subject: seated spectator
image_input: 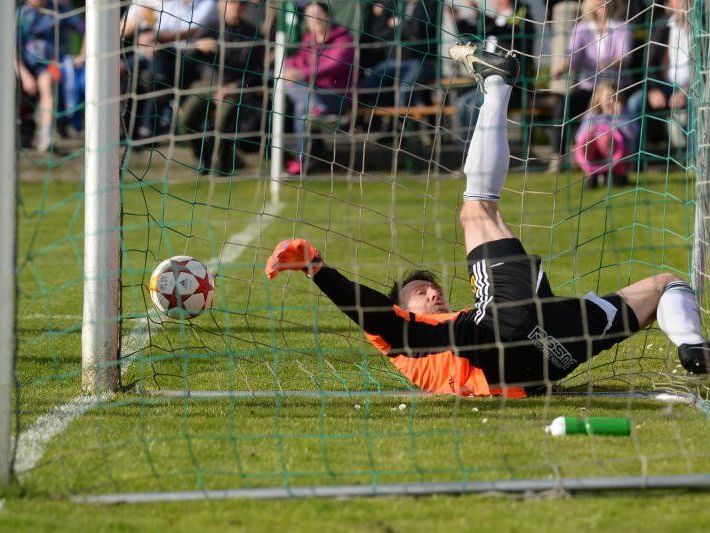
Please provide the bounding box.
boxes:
[132,0,218,137]
[358,0,438,108]
[574,81,638,188]
[16,0,85,152]
[626,0,690,151]
[549,0,631,171]
[283,2,354,176]
[121,1,163,139]
[453,0,533,142]
[178,0,265,175]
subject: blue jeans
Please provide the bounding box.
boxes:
[359,59,434,107]
[285,81,347,158]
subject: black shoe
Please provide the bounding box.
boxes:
[612,173,630,187]
[678,342,710,374]
[449,42,519,84]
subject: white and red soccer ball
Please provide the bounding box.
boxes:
[149,256,215,319]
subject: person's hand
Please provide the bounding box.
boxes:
[194,38,217,55]
[669,89,687,110]
[136,30,157,58]
[213,83,237,101]
[265,239,323,279]
[73,53,86,68]
[19,69,37,96]
[283,67,303,83]
[551,65,567,79]
[213,87,228,100]
[648,88,667,109]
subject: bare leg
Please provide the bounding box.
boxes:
[459,74,514,253]
[617,273,708,373]
[616,273,681,329]
[36,70,54,152]
[460,200,514,254]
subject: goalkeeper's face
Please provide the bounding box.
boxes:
[400,280,451,315]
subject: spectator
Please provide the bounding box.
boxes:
[121,1,161,40]
[360,1,398,71]
[121,1,163,139]
[283,2,354,176]
[178,0,265,175]
[16,0,85,152]
[134,0,218,137]
[626,0,690,151]
[454,0,533,142]
[358,0,439,108]
[549,0,632,171]
[574,81,638,187]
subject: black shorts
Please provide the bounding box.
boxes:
[466,238,640,389]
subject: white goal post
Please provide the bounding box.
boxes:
[81,0,121,393]
[0,0,17,486]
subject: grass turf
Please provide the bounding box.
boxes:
[6,150,710,528]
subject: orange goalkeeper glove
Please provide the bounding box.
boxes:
[265,239,323,279]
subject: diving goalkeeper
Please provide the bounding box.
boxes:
[265,45,709,398]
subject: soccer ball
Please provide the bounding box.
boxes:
[149,256,215,319]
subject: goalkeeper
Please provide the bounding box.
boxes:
[265,45,709,398]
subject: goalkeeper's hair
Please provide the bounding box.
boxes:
[389,270,442,304]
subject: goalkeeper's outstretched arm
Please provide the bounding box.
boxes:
[265,239,453,353]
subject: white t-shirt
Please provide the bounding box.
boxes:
[124,0,162,31]
[126,0,218,47]
[666,17,690,87]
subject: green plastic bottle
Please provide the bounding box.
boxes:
[545,416,631,436]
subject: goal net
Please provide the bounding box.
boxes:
[11,0,710,500]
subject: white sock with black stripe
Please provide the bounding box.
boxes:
[463,75,512,202]
[656,281,705,346]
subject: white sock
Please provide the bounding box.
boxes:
[37,123,52,152]
[463,75,513,202]
[657,281,705,346]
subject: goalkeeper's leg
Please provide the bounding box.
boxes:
[449,45,518,253]
[617,274,709,374]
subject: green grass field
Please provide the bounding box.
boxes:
[5,149,710,530]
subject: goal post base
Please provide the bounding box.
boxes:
[138,389,703,403]
[72,474,710,504]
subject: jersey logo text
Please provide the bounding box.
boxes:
[527,325,576,371]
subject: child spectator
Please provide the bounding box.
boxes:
[574,81,638,188]
[16,0,85,152]
[549,0,631,171]
[283,2,354,176]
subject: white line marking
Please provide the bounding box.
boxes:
[13,394,112,475]
[13,316,150,477]
[22,314,83,321]
[14,203,283,477]
[206,202,283,269]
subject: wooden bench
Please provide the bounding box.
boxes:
[355,103,551,122]
[358,104,457,121]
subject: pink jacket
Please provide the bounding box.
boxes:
[285,24,354,90]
